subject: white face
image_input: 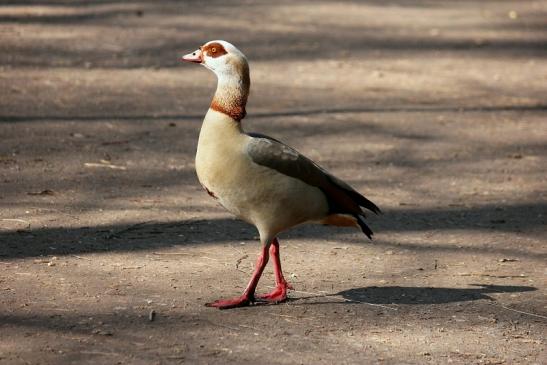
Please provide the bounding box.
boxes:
[182,40,246,76]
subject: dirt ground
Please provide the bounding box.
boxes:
[1,1,546,364]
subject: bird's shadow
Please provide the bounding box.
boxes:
[287,284,537,305]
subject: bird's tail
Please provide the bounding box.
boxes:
[356,214,374,240]
[349,190,382,215]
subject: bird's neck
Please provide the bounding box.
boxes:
[210,67,250,122]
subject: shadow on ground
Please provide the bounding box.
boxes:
[336,284,537,304]
[1,202,545,260]
[0,285,539,335]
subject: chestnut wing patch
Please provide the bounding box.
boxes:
[201,183,218,199]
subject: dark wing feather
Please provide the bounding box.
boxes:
[246,132,381,233]
[246,132,331,188]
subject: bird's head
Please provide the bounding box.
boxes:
[181,40,250,121]
[181,40,248,78]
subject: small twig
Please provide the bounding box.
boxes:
[71,255,91,261]
[235,254,249,269]
[238,324,260,331]
[355,301,399,311]
[153,252,192,256]
[152,252,218,263]
[275,286,398,311]
[492,303,547,320]
[269,313,313,322]
[106,221,154,239]
[154,259,211,267]
[27,189,55,196]
[457,273,528,278]
[79,351,120,356]
[1,218,31,229]
[274,314,298,319]
[204,320,240,331]
[271,287,329,296]
[84,162,127,170]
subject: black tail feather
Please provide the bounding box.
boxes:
[349,191,381,215]
[324,174,381,215]
[356,215,374,240]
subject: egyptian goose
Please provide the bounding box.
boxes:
[181,40,380,309]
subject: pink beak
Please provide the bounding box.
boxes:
[181,49,202,64]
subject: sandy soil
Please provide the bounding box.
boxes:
[1,1,546,364]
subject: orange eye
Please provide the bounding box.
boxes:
[211,47,217,53]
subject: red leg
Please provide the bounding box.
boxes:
[205,244,270,309]
[257,238,293,302]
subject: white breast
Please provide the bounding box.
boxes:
[195,109,329,236]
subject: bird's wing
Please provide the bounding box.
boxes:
[245,132,381,217]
